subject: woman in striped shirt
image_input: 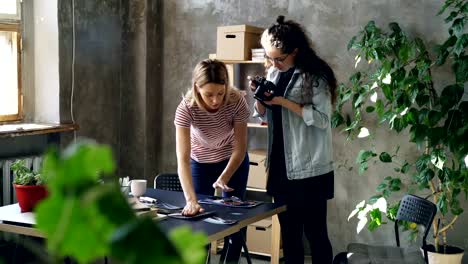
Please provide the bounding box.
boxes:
[174,59,250,262]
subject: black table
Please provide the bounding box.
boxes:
[0,189,286,263]
[145,189,286,243]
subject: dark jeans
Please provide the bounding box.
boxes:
[274,173,334,264]
[191,153,249,264]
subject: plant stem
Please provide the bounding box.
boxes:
[439,215,458,234]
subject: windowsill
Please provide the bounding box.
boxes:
[0,123,78,138]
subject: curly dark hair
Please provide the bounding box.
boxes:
[265,15,337,104]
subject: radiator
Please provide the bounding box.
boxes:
[0,156,42,206]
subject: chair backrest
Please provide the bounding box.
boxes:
[396,194,436,228]
[394,194,437,264]
[154,173,182,192]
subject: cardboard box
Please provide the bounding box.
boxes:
[247,150,267,189]
[247,218,272,254]
[216,25,264,61]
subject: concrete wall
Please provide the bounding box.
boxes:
[56,0,468,261]
[58,0,163,181]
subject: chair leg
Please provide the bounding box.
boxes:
[206,243,211,264]
[240,232,252,264]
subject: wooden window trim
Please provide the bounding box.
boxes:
[0,22,22,122]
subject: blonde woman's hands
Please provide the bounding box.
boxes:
[181,200,205,216]
[247,76,257,92]
[212,177,234,192]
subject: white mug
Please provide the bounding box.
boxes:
[130,179,147,198]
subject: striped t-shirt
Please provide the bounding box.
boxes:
[174,95,250,163]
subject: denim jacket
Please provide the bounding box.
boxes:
[254,67,334,180]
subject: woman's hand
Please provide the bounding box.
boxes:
[247,76,257,92]
[181,200,205,216]
[264,95,284,106]
[212,177,234,192]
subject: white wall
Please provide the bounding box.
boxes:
[33,0,59,123]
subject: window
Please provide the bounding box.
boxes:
[0,0,21,122]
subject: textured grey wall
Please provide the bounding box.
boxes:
[58,0,163,182]
[57,0,467,261]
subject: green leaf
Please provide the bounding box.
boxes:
[453,34,468,55]
[379,152,393,162]
[415,154,431,172]
[437,192,448,215]
[366,106,376,113]
[357,150,377,163]
[427,110,443,127]
[392,117,407,132]
[421,168,435,183]
[401,162,410,174]
[440,84,464,111]
[409,124,427,145]
[452,18,465,36]
[359,162,368,175]
[331,112,345,128]
[354,94,366,108]
[444,11,459,23]
[381,84,394,101]
[383,189,391,198]
[348,36,358,50]
[390,178,402,191]
[453,56,468,83]
[387,203,399,221]
[376,99,385,117]
[381,59,393,75]
[350,72,362,85]
[36,195,114,263]
[369,195,383,204]
[368,208,383,231]
[415,93,430,107]
[111,218,182,264]
[169,227,208,264]
[405,108,418,124]
[414,37,427,53]
[438,1,450,15]
[398,43,410,62]
[377,183,387,192]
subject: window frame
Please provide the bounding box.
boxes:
[0,22,22,122]
[0,0,21,21]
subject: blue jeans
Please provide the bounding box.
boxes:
[191,153,249,263]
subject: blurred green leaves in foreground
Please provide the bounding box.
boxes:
[35,139,207,264]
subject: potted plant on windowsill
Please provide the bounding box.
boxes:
[333,0,467,263]
[12,159,48,213]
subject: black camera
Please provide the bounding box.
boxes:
[251,76,277,102]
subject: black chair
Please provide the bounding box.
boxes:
[334,194,437,264]
[153,173,182,192]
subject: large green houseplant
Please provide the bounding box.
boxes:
[32,140,207,264]
[333,0,467,259]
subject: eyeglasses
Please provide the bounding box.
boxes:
[264,53,290,63]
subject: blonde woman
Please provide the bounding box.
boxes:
[174,59,250,263]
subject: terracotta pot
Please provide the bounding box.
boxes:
[13,184,48,213]
[421,244,465,264]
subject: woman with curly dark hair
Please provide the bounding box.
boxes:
[252,15,337,264]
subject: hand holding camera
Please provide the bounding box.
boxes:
[248,76,278,108]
